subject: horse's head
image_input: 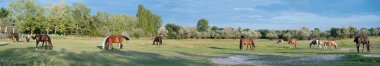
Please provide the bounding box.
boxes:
[32,35,36,40]
[123,36,130,40]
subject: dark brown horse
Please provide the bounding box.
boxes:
[288,38,297,48]
[239,36,255,51]
[103,35,130,50]
[8,33,19,42]
[152,35,163,45]
[354,35,370,53]
[32,34,53,50]
[25,34,31,42]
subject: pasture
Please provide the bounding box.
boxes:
[0,37,379,66]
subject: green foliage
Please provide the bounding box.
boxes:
[136,4,162,36]
[165,23,181,39]
[196,18,209,32]
[0,8,9,18]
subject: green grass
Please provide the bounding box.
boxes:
[0,37,379,66]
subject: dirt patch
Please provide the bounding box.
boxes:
[211,55,343,65]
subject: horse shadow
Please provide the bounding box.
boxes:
[0,47,204,65]
[208,47,236,50]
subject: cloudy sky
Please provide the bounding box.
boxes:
[1,0,379,30]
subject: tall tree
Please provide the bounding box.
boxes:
[136,4,162,36]
[71,3,91,35]
[196,18,209,32]
[9,0,43,34]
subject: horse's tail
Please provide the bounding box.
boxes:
[102,36,109,49]
[123,36,130,40]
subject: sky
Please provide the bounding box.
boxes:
[1,0,379,31]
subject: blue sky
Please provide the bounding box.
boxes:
[1,0,379,31]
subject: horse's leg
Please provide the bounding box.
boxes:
[362,44,365,53]
[366,44,370,52]
[250,44,254,51]
[309,43,312,48]
[239,41,243,51]
[160,40,162,45]
[35,41,39,50]
[356,43,360,53]
[152,41,155,45]
[119,43,123,49]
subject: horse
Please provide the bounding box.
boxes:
[103,35,130,50]
[288,38,297,48]
[239,36,255,51]
[25,34,31,42]
[8,33,19,42]
[324,41,337,49]
[310,40,323,48]
[32,34,53,50]
[354,36,370,53]
[277,39,284,44]
[152,35,163,45]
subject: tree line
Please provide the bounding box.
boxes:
[1,0,378,40]
[0,0,161,38]
[163,18,380,40]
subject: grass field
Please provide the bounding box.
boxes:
[0,37,379,66]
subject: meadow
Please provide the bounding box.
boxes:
[0,37,379,66]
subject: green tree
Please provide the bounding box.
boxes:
[9,0,43,34]
[136,4,162,36]
[71,3,92,35]
[165,23,181,39]
[196,18,209,32]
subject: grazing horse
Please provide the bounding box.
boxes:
[354,36,370,53]
[32,34,53,50]
[103,35,130,50]
[25,34,31,42]
[277,39,284,44]
[310,40,323,48]
[8,33,19,42]
[324,41,337,49]
[152,35,163,45]
[288,38,297,48]
[239,36,255,51]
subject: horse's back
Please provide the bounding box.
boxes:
[241,39,253,45]
[288,38,296,44]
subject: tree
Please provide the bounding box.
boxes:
[297,27,310,40]
[196,18,209,32]
[136,4,162,36]
[165,23,181,39]
[266,30,278,40]
[360,28,369,36]
[71,3,92,35]
[9,0,43,34]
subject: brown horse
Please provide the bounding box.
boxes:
[324,41,337,49]
[8,33,19,42]
[239,36,255,51]
[310,40,323,48]
[103,35,130,50]
[288,38,297,48]
[152,35,163,45]
[354,35,370,53]
[32,34,53,50]
[25,34,31,42]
